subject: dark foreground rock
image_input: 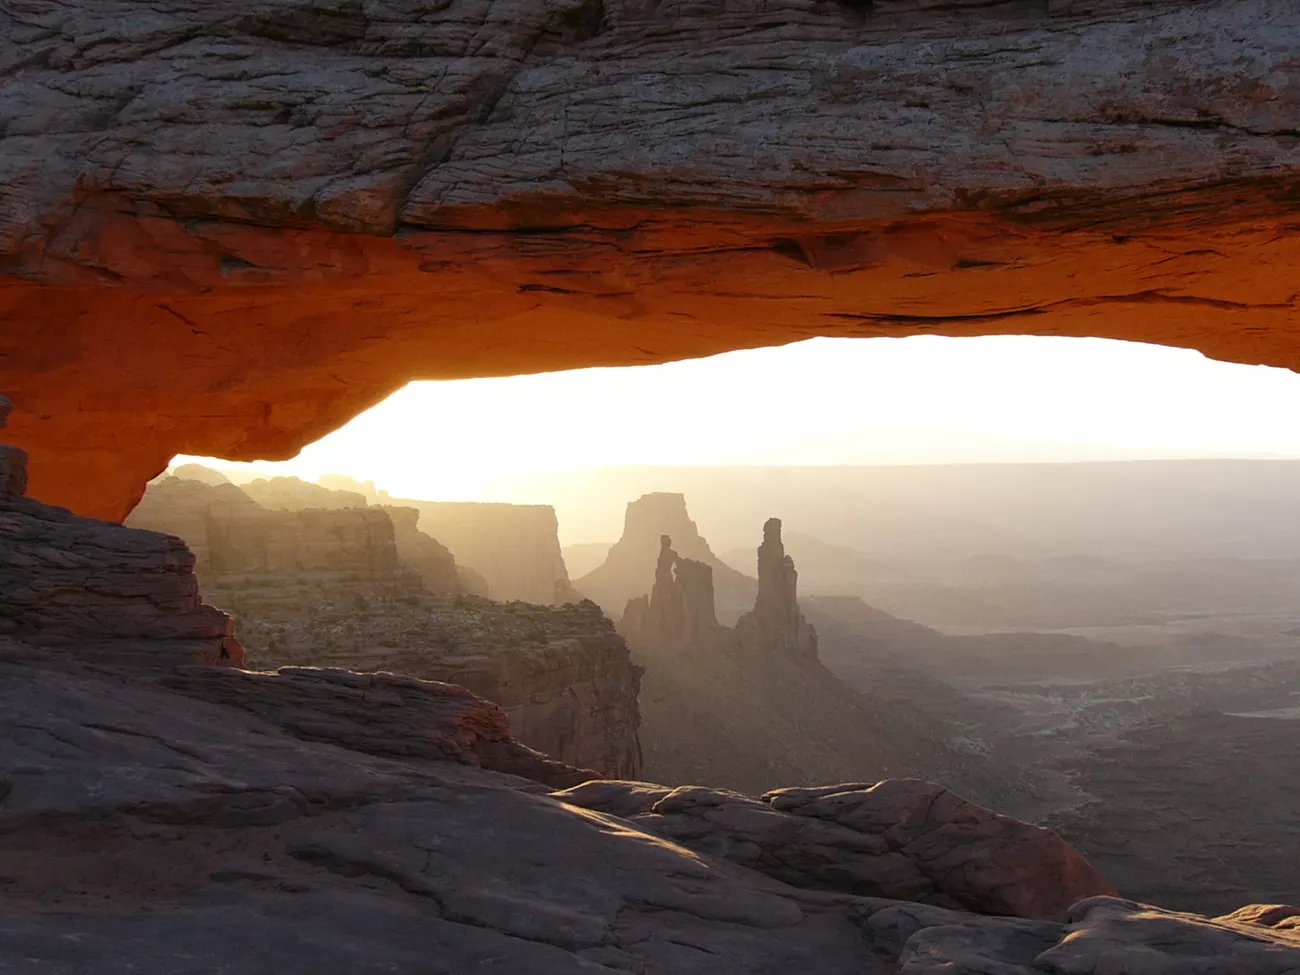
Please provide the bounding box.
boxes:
[3,416,1298,972]
[5,636,1300,975]
[555,778,1115,922]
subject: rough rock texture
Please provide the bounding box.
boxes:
[555,778,1117,922]
[578,493,757,624]
[5,632,1298,975]
[0,466,244,671]
[621,535,722,654]
[161,664,599,789]
[0,394,29,498]
[734,517,819,662]
[405,500,581,605]
[5,0,1300,520]
[127,476,404,579]
[224,590,644,780]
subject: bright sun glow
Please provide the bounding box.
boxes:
[176,335,1300,504]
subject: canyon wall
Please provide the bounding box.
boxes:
[4,1,1300,519]
[127,476,405,581]
[406,501,580,606]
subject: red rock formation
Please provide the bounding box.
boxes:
[578,493,756,623]
[6,1,1299,520]
[734,517,819,662]
[0,402,244,670]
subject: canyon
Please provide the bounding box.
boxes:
[613,501,1029,810]
[123,466,643,778]
[5,396,1300,973]
[4,0,1300,969]
[5,1,1300,518]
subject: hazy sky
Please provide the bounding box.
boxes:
[177,335,1300,502]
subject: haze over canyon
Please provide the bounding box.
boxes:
[4,1,1300,973]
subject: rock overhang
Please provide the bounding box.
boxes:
[3,0,1300,519]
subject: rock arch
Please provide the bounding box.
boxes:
[2,0,1298,518]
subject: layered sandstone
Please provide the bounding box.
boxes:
[227,590,644,780]
[6,1,1300,520]
[127,476,404,580]
[175,472,467,593]
[577,493,757,623]
[405,500,580,605]
[0,405,244,670]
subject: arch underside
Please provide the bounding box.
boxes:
[2,0,1298,519]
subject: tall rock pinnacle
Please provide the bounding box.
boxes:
[735,518,818,662]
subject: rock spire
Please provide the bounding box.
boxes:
[734,518,818,662]
[620,535,721,654]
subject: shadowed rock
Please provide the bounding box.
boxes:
[0,394,28,498]
[555,777,1117,922]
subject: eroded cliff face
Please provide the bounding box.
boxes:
[0,399,244,670]
[407,500,580,605]
[235,592,644,779]
[127,476,405,580]
[4,0,1300,519]
[124,470,639,775]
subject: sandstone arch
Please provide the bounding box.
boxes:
[2,0,1299,519]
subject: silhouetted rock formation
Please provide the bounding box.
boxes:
[402,500,580,605]
[734,517,818,662]
[577,493,756,623]
[619,516,1030,806]
[621,535,721,655]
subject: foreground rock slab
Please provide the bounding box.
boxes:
[3,642,1299,974]
[555,778,1116,922]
